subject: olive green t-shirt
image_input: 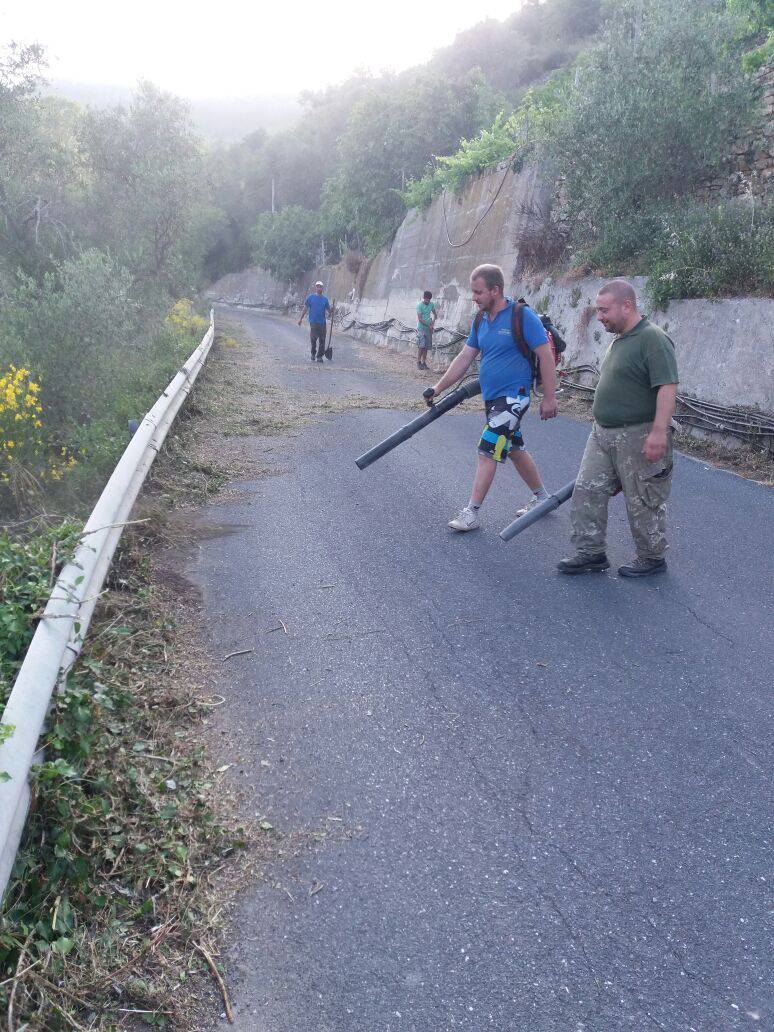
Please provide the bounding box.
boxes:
[592,318,679,428]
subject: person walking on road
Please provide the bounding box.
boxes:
[299,281,331,362]
[425,264,558,532]
[558,279,679,579]
[416,290,437,370]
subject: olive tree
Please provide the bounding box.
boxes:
[546,0,756,266]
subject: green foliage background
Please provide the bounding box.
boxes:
[401,0,771,304]
[0,52,215,514]
[545,0,756,267]
[7,0,765,323]
[214,0,608,273]
[0,0,770,507]
[0,3,771,1022]
[225,0,771,307]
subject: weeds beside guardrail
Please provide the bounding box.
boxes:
[0,312,215,899]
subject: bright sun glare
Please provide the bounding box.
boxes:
[1,0,523,97]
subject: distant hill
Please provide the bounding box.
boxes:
[188,95,301,141]
[47,80,301,142]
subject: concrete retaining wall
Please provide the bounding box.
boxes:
[520,274,774,415]
[206,266,291,308]
[352,162,550,331]
[207,160,773,418]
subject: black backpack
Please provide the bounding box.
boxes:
[473,298,566,390]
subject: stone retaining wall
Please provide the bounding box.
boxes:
[703,63,773,198]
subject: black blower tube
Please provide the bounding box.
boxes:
[499,479,576,541]
[355,379,482,470]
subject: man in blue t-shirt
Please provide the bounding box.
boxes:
[299,281,331,362]
[424,263,558,532]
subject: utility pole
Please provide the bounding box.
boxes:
[271,177,276,214]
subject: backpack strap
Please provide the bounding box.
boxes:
[473,309,484,343]
[474,302,531,361]
[511,301,530,361]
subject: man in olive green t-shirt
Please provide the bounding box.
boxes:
[558,279,679,579]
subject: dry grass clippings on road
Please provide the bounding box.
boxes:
[0,328,291,1031]
[0,526,265,1030]
[222,314,774,485]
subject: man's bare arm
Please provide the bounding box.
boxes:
[644,383,678,461]
[428,345,478,398]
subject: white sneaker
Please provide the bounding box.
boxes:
[448,506,480,531]
[515,494,546,517]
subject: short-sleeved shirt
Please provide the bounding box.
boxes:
[593,317,679,428]
[417,300,437,330]
[305,293,330,325]
[466,299,548,401]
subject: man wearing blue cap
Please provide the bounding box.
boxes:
[299,281,331,362]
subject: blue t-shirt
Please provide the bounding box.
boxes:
[466,299,548,401]
[305,293,331,324]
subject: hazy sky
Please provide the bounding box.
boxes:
[2,0,521,98]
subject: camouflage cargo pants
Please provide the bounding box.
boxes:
[570,421,674,560]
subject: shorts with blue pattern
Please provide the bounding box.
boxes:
[477,394,530,462]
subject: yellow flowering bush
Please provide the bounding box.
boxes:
[0,365,43,482]
[165,299,208,339]
[0,365,76,488]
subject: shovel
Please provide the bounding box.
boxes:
[325,300,336,360]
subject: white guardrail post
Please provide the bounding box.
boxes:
[0,311,216,899]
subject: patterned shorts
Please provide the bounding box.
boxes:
[478,394,530,462]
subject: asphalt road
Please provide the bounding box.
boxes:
[194,308,772,1032]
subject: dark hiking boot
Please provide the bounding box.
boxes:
[557,553,610,575]
[618,557,667,578]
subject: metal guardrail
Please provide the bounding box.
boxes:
[0,311,216,899]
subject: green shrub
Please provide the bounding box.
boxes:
[646,200,774,307]
[401,78,566,210]
[0,250,137,428]
[582,210,664,271]
[252,205,323,283]
[0,524,80,694]
[0,253,205,515]
[401,110,522,208]
[547,0,756,265]
[0,523,77,784]
[742,32,774,70]
[728,0,774,71]
[401,170,445,212]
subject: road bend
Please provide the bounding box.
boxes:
[193,306,772,1032]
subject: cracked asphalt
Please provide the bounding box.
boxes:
[194,308,772,1032]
